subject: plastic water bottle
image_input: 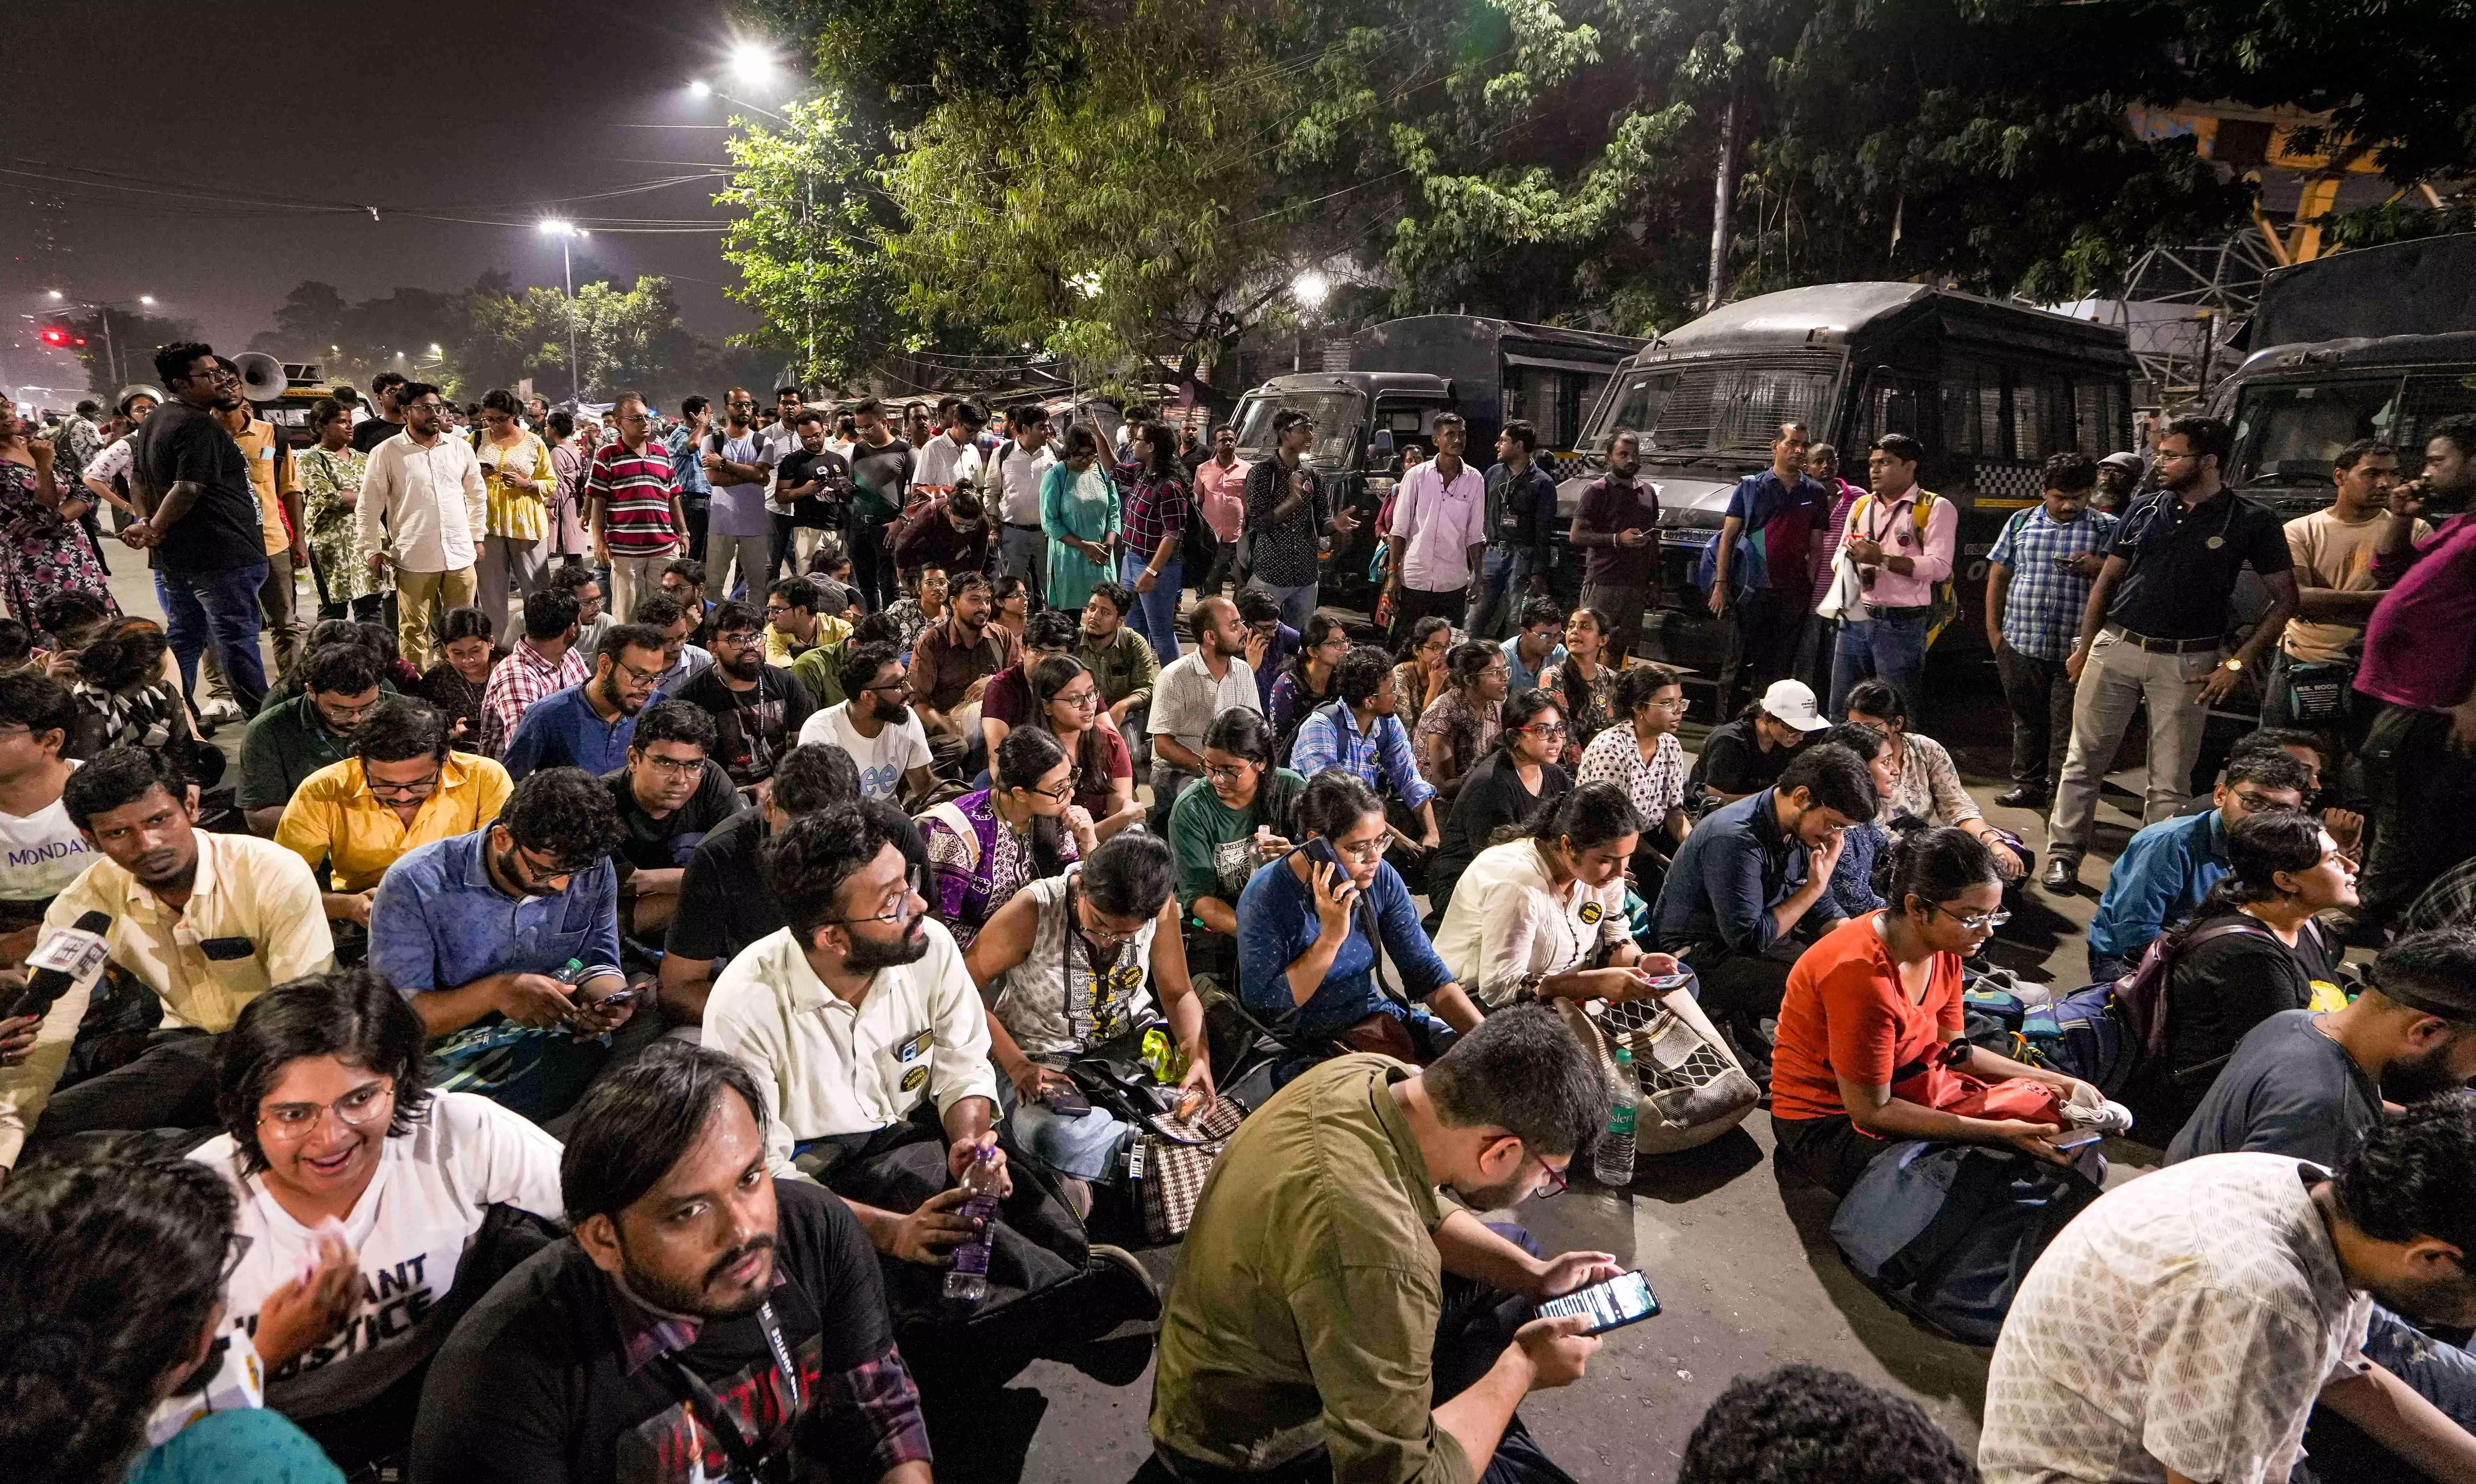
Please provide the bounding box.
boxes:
[1593,1045,1637,1188]
[942,1147,1004,1305]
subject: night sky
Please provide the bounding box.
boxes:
[4,0,781,400]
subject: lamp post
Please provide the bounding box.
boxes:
[692,46,816,382]
[1291,270,1329,373]
[537,220,588,404]
[41,290,155,392]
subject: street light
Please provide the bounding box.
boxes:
[688,79,712,98]
[44,290,61,301]
[730,41,774,85]
[538,219,586,403]
[1291,270,1330,311]
[138,295,155,307]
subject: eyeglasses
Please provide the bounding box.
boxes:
[1055,689,1099,711]
[613,655,664,685]
[827,883,925,928]
[1641,695,1688,712]
[1203,762,1257,782]
[1534,1158,1570,1199]
[258,1080,394,1143]
[636,752,705,777]
[1928,903,2012,932]
[1523,722,1568,739]
[712,631,761,648]
[365,769,442,800]
[1327,836,1386,863]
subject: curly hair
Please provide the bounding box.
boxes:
[2332,1089,2476,1280]
[215,968,434,1175]
[631,697,716,756]
[766,805,897,943]
[497,766,624,869]
[771,743,861,818]
[1333,644,1394,707]
[1676,1363,1977,1484]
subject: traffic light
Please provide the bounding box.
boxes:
[36,327,85,347]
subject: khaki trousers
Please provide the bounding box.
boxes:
[395,566,477,671]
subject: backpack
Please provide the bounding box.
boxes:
[1830,1141,2104,1345]
[1850,489,1959,643]
[1692,531,1766,608]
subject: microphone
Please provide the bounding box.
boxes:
[1,912,113,1023]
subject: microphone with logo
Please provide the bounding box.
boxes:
[1,912,114,1024]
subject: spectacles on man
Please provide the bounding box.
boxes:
[258,1080,394,1144]
[635,752,705,778]
[366,769,443,801]
[1534,1157,1570,1199]
[827,879,925,928]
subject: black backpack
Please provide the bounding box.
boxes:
[1830,1141,2103,1345]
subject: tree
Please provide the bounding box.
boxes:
[716,96,900,388]
[47,306,203,400]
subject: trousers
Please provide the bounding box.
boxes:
[1996,642,2076,794]
[1722,588,1811,713]
[704,528,774,604]
[2045,626,2218,860]
[393,566,477,672]
[1120,550,1186,667]
[2357,704,2476,931]
[1579,580,1650,664]
[161,560,270,715]
[1826,609,1928,721]
[475,533,551,637]
[1000,523,1049,609]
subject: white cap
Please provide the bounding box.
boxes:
[1760,679,1829,732]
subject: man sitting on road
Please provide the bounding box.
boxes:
[979,608,1083,765]
[1147,1006,1616,1484]
[239,642,387,835]
[797,642,935,806]
[1290,644,1444,863]
[2083,745,2313,982]
[906,570,1017,779]
[500,623,669,783]
[604,700,742,942]
[674,601,815,790]
[1148,596,1263,832]
[477,589,586,760]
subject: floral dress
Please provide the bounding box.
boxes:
[1413,686,1501,791]
[0,458,116,624]
[298,444,387,602]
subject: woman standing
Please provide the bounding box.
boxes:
[1167,709,1301,986]
[542,411,593,565]
[0,395,114,624]
[1039,425,1119,614]
[1027,654,1141,840]
[921,728,1097,950]
[472,389,557,636]
[1114,422,1190,665]
[1433,781,1679,1009]
[1266,614,1349,765]
[1390,616,1453,729]
[1429,690,1571,912]
[1539,607,1622,764]
[1413,640,1508,800]
[298,398,384,623]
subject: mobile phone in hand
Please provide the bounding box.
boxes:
[1303,837,1343,873]
[1537,1270,1661,1335]
[1038,1083,1092,1117]
[2053,1128,2105,1151]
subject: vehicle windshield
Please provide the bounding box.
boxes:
[2230,378,2405,488]
[1588,358,1840,459]
[1232,391,1366,468]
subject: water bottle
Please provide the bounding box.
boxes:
[1593,1045,1637,1188]
[942,1147,1004,1305]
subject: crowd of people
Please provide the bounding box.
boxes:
[1,345,2475,1484]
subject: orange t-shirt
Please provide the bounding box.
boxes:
[1769,914,1965,1123]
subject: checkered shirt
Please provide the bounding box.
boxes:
[1986,505,2120,660]
[1289,701,1435,812]
[1119,464,1191,562]
[478,639,590,758]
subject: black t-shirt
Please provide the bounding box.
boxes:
[674,666,816,786]
[848,437,914,521]
[778,445,854,530]
[1431,752,1570,908]
[137,401,267,578]
[603,760,744,873]
[351,416,404,455]
[2105,488,2294,642]
[409,1180,914,1484]
[2164,1009,2380,1168]
[1689,718,1799,797]
[2148,912,2340,1131]
[665,803,930,967]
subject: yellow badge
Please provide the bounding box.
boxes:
[900,1065,928,1093]
[1578,901,1604,925]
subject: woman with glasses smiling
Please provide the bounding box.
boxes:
[1770,828,2106,1200]
[1576,662,1692,859]
[193,970,563,1468]
[921,728,1095,951]
[1025,654,1140,841]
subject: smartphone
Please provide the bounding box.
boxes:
[1537,1270,1661,1335]
[588,988,636,1009]
[1038,1083,1093,1117]
[1642,972,1693,993]
[1302,837,1343,873]
[2053,1129,2106,1151]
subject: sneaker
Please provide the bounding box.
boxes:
[2060,1098,2136,1137]
[1993,787,2049,810]
[2041,856,2079,893]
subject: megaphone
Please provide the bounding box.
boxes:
[234,352,289,405]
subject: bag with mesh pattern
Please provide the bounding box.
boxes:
[1558,988,1762,1155]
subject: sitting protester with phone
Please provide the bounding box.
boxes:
[1146,1006,1623,1484]
[1237,771,1483,1068]
[1770,827,2120,1199]
[1166,709,1302,990]
[963,832,1215,1207]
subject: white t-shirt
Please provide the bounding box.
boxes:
[0,760,92,904]
[1431,838,1630,1008]
[915,432,973,489]
[799,701,932,800]
[193,1090,565,1416]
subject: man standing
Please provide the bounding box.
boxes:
[1569,429,1661,663]
[1150,1007,1614,1484]
[2273,439,2414,741]
[1192,425,1250,597]
[914,398,984,494]
[476,588,587,759]
[660,393,713,566]
[1465,420,1558,641]
[696,388,775,602]
[846,398,916,613]
[1384,411,1486,646]
[993,406,1058,607]
[1984,452,2117,811]
[126,343,274,716]
[586,393,688,621]
[215,374,310,682]
[356,382,484,672]
[1826,433,1954,721]
[500,624,670,781]
[908,571,1017,773]
[674,601,816,789]
[1244,410,1357,630]
[1710,423,1830,712]
[1148,597,1263,830]
[348,371,407,455]
[2352,416,2476,936]
[2042,416,2299,892]
[798,642,935,805]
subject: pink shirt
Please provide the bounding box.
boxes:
[1843,488,1957,610]
[1387,457,1488,591]
[1192,456,1252,542]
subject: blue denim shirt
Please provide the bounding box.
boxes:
[1501,635,1568,696]
[368,828,621,996]
[1651,787,1811,955]
[2088,808,2230,959]
[664,424,712,499]
[500,683,658,781]
[1237,853,1453,1039]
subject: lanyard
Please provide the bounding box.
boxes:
[659,1299,802,1484]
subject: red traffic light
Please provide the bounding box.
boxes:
[39,328,65,345]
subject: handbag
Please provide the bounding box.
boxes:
[1814,545,1868,622]
[1561,987,1761,1156]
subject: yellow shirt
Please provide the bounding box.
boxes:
[233,417,299,557]
[479,430,556,542]
[1,831,336,1167]
[275,752,516,894]
[764,614,853,668]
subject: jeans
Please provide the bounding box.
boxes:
[1828,608,1929,721]
[2045,626,2218,861]
[2301,1306,2476,1484]
[1463,547,1536,640]
[161,560,270,714]
[1254,579,1318,631]
[999,523,1048,609]
[998,1078,1136,1182]
[1996,641,2076,795]
[1389,583,1471,650]
[851,512,900,611]
[1120,550,1185,667]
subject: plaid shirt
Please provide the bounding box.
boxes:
[2404,856,2476,938]
[1118,462,1191,564]
[1290,699,1435,811]
[586,438,682,555]
[478,638,589,758]
[1987,505,2120,661]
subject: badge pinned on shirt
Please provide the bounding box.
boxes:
[2205,535,2225,549]
[893,1029,932,1064]
[1577,901,1604,925]
[900,1065,928,1093]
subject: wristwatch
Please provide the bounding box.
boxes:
[2220,657,2244,672]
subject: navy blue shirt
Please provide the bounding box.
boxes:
[368,828,622,996]
[2105,487,2292,642]
[1483,462,1560,564]
[500,683,658,782]
[1237,854,1455,1040]
[1651,787,1819,955]
[1723,470,1831,595]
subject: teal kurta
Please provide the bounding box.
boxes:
[1040,460,1120,611]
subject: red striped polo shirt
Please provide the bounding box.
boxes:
[585,439,681,555]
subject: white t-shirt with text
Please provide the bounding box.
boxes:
[0,759,91,904]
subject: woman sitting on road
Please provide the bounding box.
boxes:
[1237,771,1482,1068]
[1575,663,1692,864]
[1266,613,1349,765]
[1812,720,1899,922]
[1770,827,2109,1199]
[1687,680,1824,805]
[1390,615,1454,730]
[1538,606,1622,764]
[1428,688,1570,913]
[921,728,1096,951]
[1433,780,1684,1010]
[1025,654,1141,841]
[1167,708,1302,988]
[1842,679,2024,879]
[1413,639,1507,802]
[963,832,1215,1207]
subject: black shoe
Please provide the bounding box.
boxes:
[2041,856,2079,893]
[1994,787,2048,810]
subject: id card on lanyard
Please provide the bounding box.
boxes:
[662,1299,804,1484]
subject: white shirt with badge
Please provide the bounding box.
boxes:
[1430,838,1631,1009]
[0,758,92,905]
[704,916,1002,1179]
[190,1090,565,1416]
[798,701,932,801]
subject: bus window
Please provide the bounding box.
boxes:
[2011,370,2067,461]
[1941,358,2000,458]
[2230,378,2404,490]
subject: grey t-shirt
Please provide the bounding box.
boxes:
[2163,1010,2381,1169]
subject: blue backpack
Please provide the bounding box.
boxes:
[1693,530,1766,608]
[1963,981,2137,1095]
[1830,1141,2103,1345]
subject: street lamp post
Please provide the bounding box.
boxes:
[537,220,588,404]
[42,290,158,393]
[692,47,816,384]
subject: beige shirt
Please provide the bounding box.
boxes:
[356,431,486,573]
[0,831,336,1167]
[2281,506,2431,664]
[703,918,1001,1179]
[1431,839,1630,1008]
